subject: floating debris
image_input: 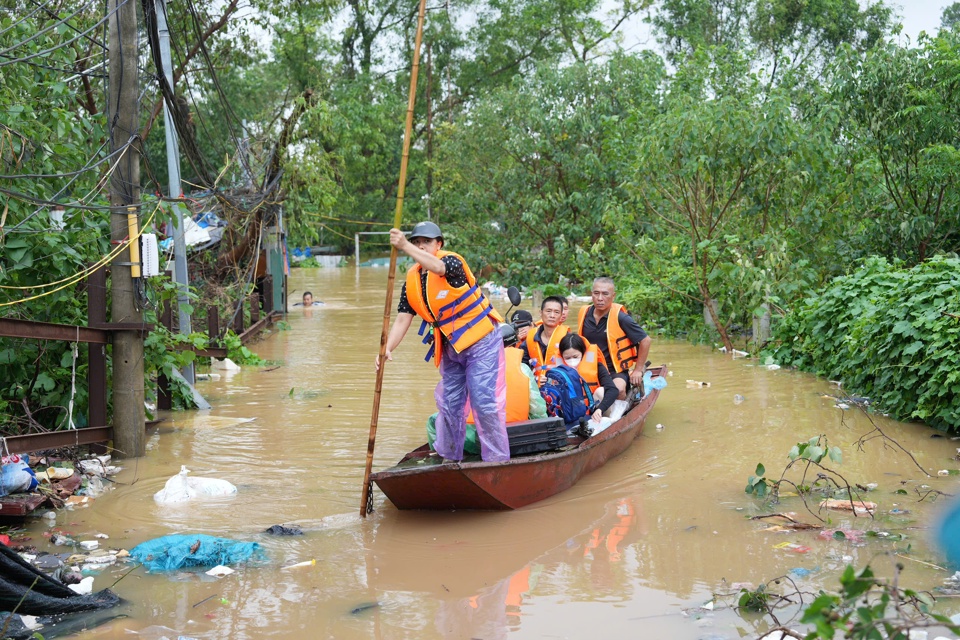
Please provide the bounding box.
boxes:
[820,498,876,515]
[350,602,380,615]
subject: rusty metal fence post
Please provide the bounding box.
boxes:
[207,306,220,346]
[262,275,274,314]
[157,297,173,411]
[87,264,108,428]
[249,293,260,324]
[232,299,244,335]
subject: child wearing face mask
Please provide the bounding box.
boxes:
[558,333,619,424]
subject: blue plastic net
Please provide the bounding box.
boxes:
[130,534,264,572]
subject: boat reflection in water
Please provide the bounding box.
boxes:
[365,492,650,639]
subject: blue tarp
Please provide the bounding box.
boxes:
[130,534,264,572]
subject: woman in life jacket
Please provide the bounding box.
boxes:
[557,333,619,424]
[376,222,510,463]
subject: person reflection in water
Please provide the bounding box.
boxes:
[435,565,535,640]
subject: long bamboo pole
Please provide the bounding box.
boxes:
[360,0,429,517]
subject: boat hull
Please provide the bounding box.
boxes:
[370,365,666,510]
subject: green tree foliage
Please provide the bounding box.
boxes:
[250,0,649,250]
[651,0,751,63]
[832,33,960,263]
[627,59,845,349]
[768,256,960,431]
[0,8,115,431]
[433,53,664,287]
[650,0,891,88]
[942,2,960,32]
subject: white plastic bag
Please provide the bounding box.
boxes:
[589,416,615,436]
[188,474,237,497]
[153,466,237,504]
[154,466,194,504]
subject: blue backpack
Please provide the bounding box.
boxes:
[540,364,592,426]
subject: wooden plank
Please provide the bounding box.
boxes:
[263,275,274,314]
[232,300,244,334]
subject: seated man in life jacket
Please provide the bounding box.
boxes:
[520,296,570,383]
[577,277,652,401]
[426,329,547,457]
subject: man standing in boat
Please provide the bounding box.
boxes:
[576,277,652,401]
[376,222,511,463]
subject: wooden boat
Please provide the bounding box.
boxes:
[370,365,667,510]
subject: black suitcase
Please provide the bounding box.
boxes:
[507,417,568,457]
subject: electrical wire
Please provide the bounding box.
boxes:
[0,0,98,56]
[0,52,107,78]
[0,137,127,181]
[26,0,108,52]
[313,213,392,226]
[0,1,52,37]
[0,199,160,307]
[0,0,114,67]
[5,136,133,232]
[313,222,357,242]
[180,0,255,181]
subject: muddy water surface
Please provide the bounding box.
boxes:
[26,267,960,639]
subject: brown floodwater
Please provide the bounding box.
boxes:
[19,266,960,639]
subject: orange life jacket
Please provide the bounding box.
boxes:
[405,250,503,366]
[467,346,529,424]
[577,303,638,374]
[574,343,603,394]
[525,324,569,383]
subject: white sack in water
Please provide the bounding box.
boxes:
[154,465,237,504]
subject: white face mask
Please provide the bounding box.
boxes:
[563,356,582,368]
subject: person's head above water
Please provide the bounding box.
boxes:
[302,291,313,306]
[408,221,444,253]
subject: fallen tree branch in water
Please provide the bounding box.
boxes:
[846,402,929,476]
[894,553,948,572]
[750,513,822,530]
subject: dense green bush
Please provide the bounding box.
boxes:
[767,256,960,430]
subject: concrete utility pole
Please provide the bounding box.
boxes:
[108,0,145,458]
[156,0,194,384]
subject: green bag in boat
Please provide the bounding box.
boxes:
[426,413,481,456]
